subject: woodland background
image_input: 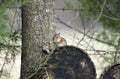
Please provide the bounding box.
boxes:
[0,0,120,79]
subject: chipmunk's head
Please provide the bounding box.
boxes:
[53,33,62,44]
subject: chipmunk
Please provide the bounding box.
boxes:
[53,33,67,47]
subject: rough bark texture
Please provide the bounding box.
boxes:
[20,0,55,79]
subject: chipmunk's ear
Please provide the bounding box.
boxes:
[57,33,60,35]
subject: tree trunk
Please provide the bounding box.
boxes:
[20,0,55,79]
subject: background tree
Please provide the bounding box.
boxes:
[21,0,55,79]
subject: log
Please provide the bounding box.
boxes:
[99,63,120,79]
[47,46,96,79]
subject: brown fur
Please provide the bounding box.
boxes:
[53,33,67,47]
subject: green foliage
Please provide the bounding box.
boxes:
[78,0,101,19]
[95,31,120,46]
[0,0,21,40]
[100,16,120,32]
[78,0,120,33]
[64,1,120,65]
[77,0,120,64]
[64,1,74,9]
[0,14,10,37]
[0,0,16,37]
[0,70,10,78]
[0,0,21,78]
[95,31,120,63]
[0,0,16,15]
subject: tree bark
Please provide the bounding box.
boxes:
[20,0,55,79]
